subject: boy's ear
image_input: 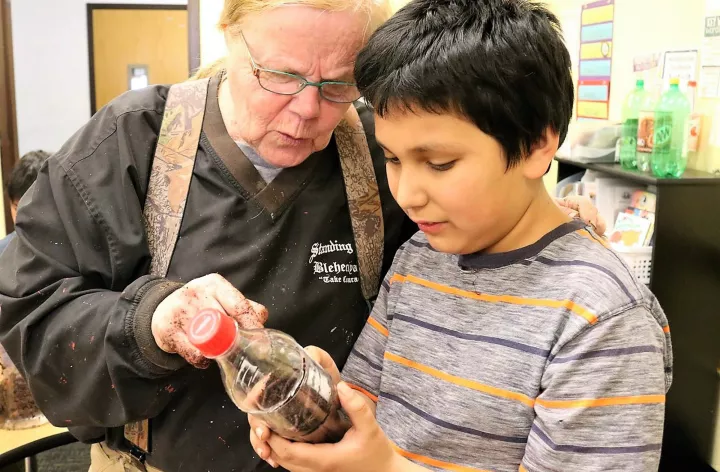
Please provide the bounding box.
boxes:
[523,127,559,179]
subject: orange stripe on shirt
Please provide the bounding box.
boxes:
[663,325,670,333]
[576,228,611,249]
[385,352,535,408]
[393,445,490,472]
[536,394,665,409]
[399,274,598,324]
[390,273,406,284]
[367,316,389,337]
[346,383,378,402]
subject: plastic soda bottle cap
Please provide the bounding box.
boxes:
[670,78,680,86]
[187,309,237,357]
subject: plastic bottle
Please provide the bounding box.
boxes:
[187,309,350,442]
[636,83,658,172]
[651,78,691,178]
[686,80,702,153]
[619,79,647,169]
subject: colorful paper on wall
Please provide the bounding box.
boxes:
[633,53,661,73]
[701,15,720,97]
[577,0,614,120]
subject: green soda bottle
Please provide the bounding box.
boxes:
[651,78,691,178]
[619,80,647,169]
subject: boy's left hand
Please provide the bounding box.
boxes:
[252,382,399,472]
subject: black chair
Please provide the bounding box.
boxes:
[0,432,77,472]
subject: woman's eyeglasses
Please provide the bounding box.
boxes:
[240,32,361,104]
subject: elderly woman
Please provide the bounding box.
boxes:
[0,0,601,471]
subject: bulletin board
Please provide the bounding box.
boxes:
[576,0,614,120]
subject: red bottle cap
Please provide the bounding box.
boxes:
[187,309,237,358]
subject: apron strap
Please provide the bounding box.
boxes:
[335,105,385,302]
[124,77,210,455]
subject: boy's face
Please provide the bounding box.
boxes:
[376,109,548,255]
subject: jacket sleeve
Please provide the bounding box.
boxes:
[0,90,190,429]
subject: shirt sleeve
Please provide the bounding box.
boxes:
[341,266,399,402]
[521,305,671,472]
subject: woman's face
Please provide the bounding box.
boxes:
[222,7,367,168]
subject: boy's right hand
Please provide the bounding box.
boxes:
[151,274,268,368]
[304,346,341,384]
[249,346,340,467]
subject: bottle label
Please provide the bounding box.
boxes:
[654,112,673,153]
[619,119,638,166]
[621,119,638,151]
[687,114,701,153]
[637,111,655,153]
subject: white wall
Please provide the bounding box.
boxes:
[199,0,225,66]
[11,0,187,157]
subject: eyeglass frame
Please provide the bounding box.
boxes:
[239,31,361,104]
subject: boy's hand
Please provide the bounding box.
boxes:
[252,382,400,472]
[303,346,341,385]
[249,346,343,466]
[555,195,606,235]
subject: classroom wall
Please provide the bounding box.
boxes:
[390,0,411,11]
[547,0,720,174]
[11,0,187,158]
[2,0,188,238]
[199,0,226,67]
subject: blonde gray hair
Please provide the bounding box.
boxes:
[191,0,392,80]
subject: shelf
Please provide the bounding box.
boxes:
[555,157,720,186]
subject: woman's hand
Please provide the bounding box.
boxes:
[151,274,268,368]
[555,195,606,234]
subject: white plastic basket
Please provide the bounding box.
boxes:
[614,246,653,284]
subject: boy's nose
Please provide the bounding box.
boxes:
[394,170,428,211]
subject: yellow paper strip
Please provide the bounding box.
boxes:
[580,41,612,60]
[577,100,608,119]
[582,5,614,25]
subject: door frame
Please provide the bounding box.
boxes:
[86,3,188,116]
[188,0,200,75]
[0,0,18,235]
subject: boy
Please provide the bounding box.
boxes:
[0,150,50,254]
[249,0,672,470]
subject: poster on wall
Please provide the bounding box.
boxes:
[662,50,698,83]
[576,0,614,120]
[701,14,720,97]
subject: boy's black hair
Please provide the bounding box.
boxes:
[355,0,574,167]
[7,150,50,203]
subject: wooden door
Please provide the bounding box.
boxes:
[89,5,189,114]
[0,0,18,235]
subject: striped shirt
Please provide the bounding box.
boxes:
[342,220,672,472]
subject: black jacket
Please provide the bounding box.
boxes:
[0,81,414,471]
